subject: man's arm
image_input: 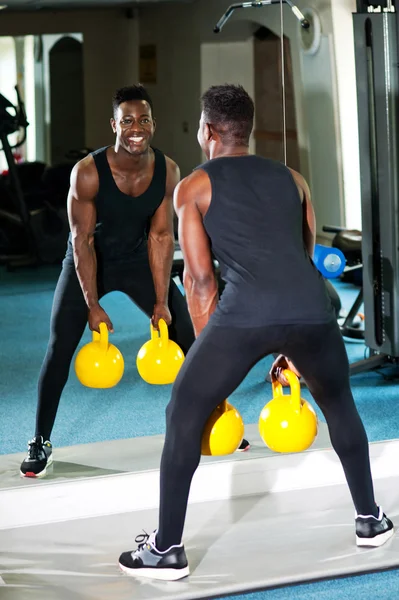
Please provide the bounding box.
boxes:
[174,175,218,338]
[67,158,113,332]
[289,168,316,258]
[147,158,180,327]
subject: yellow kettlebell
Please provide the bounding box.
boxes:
[136,318,185,385]
[259,369,318,453]
[201,400,245,456]
[75,322,124,388]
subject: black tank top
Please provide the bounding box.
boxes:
[66,146,166,263]
[197,155,334,327]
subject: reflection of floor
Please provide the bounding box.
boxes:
[0,422,333,491]
[1,424,399,599]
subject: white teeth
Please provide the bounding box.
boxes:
[129,137,144,142]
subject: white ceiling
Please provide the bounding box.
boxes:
[1,0,192,10]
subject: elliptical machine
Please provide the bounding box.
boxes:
[0,86,70,269]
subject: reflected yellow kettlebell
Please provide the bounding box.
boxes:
[201,400,245,456]
[75,322,124,388]
[136,318,185,384]
[259,369,318,453]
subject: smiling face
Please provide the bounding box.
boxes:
[111,100,156,156]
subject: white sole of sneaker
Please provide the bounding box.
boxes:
[20,454,53,478]
[356,527,394,548]
[119,563,190,581]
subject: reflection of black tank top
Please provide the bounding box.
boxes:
[66,146,166,263]
[197,155,334,327]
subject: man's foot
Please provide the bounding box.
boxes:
[236,438,250,452]
[119,531,189,581]
[356,507,394,547]
[20,436,53,478]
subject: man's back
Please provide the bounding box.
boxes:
[198,155,334,327]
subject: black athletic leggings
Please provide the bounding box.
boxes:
[156,318,377,550]
[35,257,195,441]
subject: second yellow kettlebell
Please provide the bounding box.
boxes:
[259,369,318,453]
[136,319,185,384]
[75,322,124,388]
[201,400,245,456]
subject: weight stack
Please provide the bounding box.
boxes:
[353,11,399,357]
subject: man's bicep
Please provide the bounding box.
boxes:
[67,166,97,238]
[149,195,174,236]
[178,203,214,281]
[68,194,97,240]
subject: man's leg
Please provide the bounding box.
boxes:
[282,319,394,546]
[36,261,91,440]
[21,261,92,477]
[119,322,275,579]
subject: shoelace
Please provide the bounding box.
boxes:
[27,440,44,461]
[135,531,150,550]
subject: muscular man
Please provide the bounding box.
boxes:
[118,84,394,580]
[20,85,196,477]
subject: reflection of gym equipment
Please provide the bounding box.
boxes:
[201,399,245,456]
[323,225,365,343]
[350,4,399,375]
[0,86,75,269]
[259,369,318,453]
[136,318,185,385]
[0,86,36,266]
[213,0,310,34]
[313,244,345,279]
[75,322,124,389]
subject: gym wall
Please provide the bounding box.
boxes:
[0,9,139,152]
[330,0,362,231]
[139,0,360,233]
[0,0,360,233]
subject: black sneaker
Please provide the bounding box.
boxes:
[356,507,394,547]
[20,436,53,478]
[236,438,250,452]
[119,531,189,581]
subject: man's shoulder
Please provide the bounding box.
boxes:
[164,154,179,174]
[73,153,97,177]
[161,153,181,194]
[70,154,99,194]
[176,169,210,198]
[74,145,113,176]
[91,145,111,159]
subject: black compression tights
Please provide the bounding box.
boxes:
[35,259,195,441]
[156,319,378,550]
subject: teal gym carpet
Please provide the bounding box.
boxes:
[1,264,399,600]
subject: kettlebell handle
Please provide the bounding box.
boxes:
[272,369,301,413]
[92,322,109,352]
[150,318,169,346]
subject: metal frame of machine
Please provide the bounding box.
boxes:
[352,0,399,373]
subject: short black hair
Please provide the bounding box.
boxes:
[112,84,154,117]
[201,84,254,146]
